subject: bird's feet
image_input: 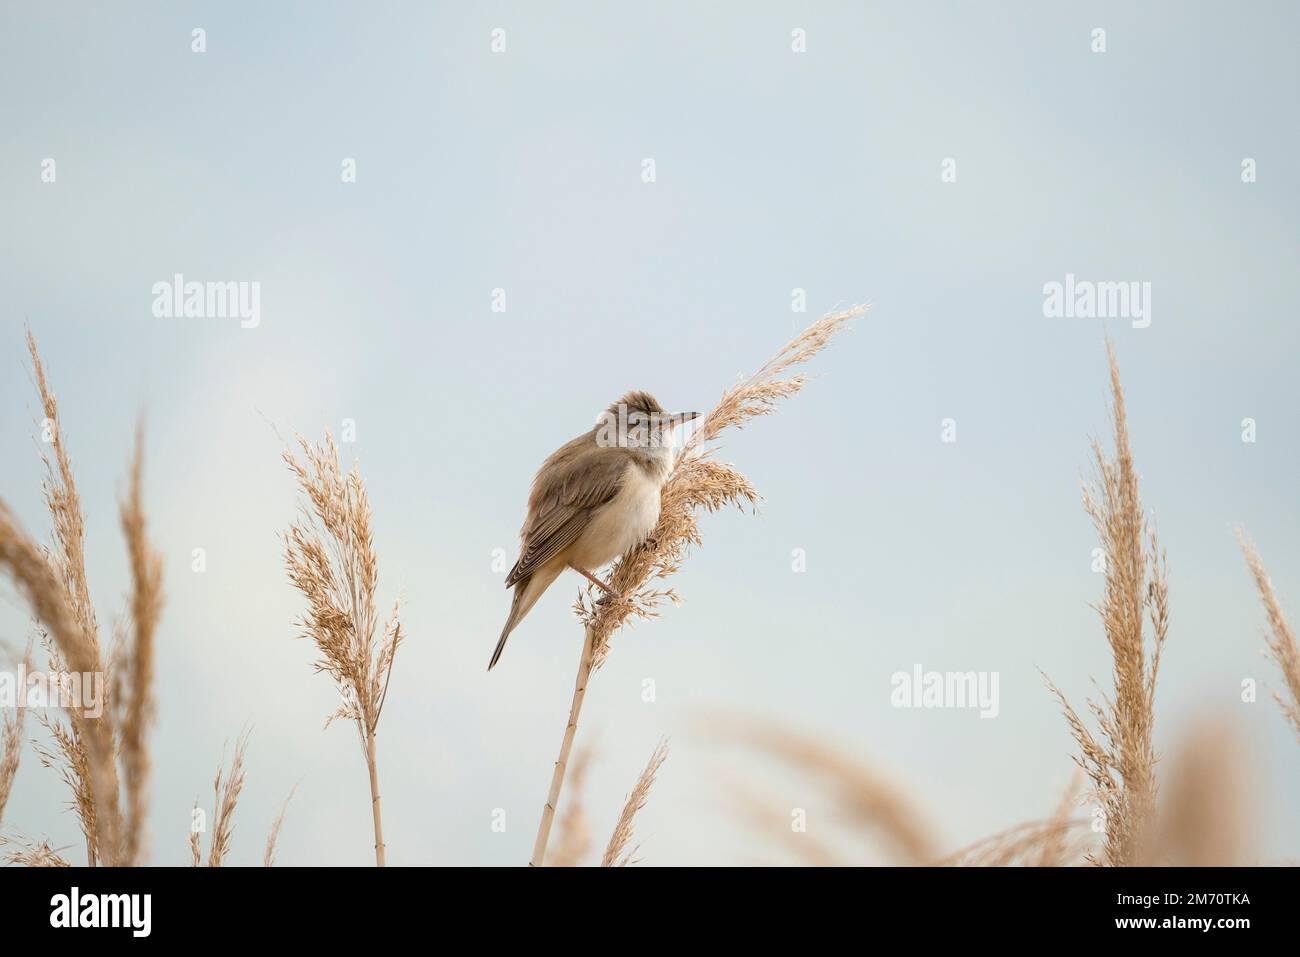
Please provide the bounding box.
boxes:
[571,563,622,601]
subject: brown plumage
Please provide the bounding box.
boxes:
[489,392,697,670]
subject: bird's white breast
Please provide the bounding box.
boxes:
[572,463,662,570]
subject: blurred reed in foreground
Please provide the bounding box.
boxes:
[0,333,162,866]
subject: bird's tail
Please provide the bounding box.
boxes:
[488,586,526,671]
[489,568,557,670]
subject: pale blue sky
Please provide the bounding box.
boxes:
[1,2,1297,865]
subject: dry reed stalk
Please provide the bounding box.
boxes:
[709,714,936,865]
[1044,340,1168,867]
[1236,531,1300,740]
[546,745,594,867]
[263,784,298,867]
[203,731,250,868]
[530,627,593,867]
[282,432,403,866]
[529,306,862,867]
[601,739,668,867]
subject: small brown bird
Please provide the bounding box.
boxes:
[489,391,699,670]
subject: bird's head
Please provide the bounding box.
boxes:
[596,390,700,450]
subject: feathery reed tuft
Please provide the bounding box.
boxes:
[0,835,72,867]
[202,731,250,868]
[1236,531,1300,741]
[530,307,861,866]
[282,431,404,866]
[601,739,668,867]
[1044,340,1168,867]
[27,331,101,665]
[263,784,298,867]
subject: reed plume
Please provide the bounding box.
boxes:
[190,731,250,867]
[1236,531,1300,740]
[1044,340,1168,867]
[282,432,404,866]
[601,739,668,867]
[529,307,862,867]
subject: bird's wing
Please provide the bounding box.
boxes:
[506,449,628,587]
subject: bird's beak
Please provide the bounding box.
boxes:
[667,411,701,429]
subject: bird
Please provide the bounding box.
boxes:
[489,391,699,670]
